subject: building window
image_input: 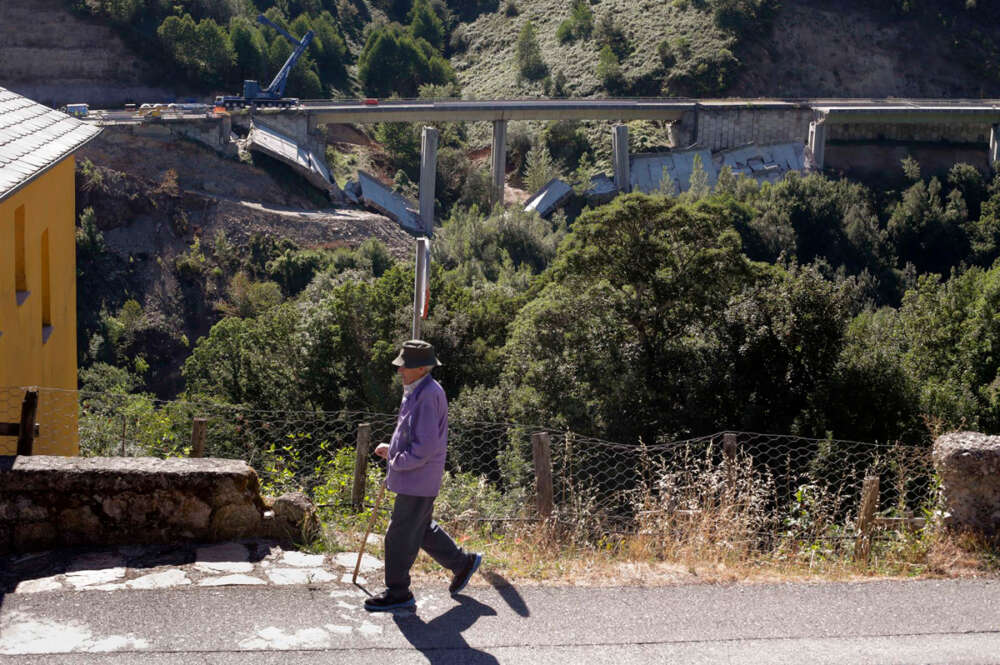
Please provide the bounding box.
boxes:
[41,228,52,343]
[15,206,28,304]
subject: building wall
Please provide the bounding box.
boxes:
[0,156,79,455]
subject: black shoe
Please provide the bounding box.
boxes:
[364,590,415,612]
[449,553,482,595]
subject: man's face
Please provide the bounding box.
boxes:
[398,364,430,386]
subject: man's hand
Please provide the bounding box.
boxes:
[374,443,390,459]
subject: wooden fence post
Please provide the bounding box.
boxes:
[190,417,207,458]
[854,474,880,564]
[532,432,554,519]
[353,423,371,510]
[723,432,738,492]
[16,388,39,456]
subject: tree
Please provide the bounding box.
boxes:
[504,193,753,442]
[229,17,268,83]
[375,122,421,176]
[596,44,626,93]
[193,18,235,85]
[516,21,548,81]
[887,176,969,275]
[311,11,349,87]
[684,153,711,200]
[523,140,558,192]
[595,12,629,60]
[358,23,455,97]
[409,0,445,52]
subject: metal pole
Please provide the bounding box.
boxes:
[412,237,428,339]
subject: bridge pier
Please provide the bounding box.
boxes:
[491,119,507,206]
[990,125,1000,172]
[419,126,439,235]
[808,120,827,171]
[612,124,630,193]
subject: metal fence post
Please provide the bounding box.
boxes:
[190,417,207,458]
[854,474,880,564]
[353,423,372,510]
[532,432,554,519]
[16,388,39,456]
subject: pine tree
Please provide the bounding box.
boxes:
[597,44,625,93]
[409,0,445,53]
[686,153,711,200]
[516,21,548,81]
[524,141,558,192]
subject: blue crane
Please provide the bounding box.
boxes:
[216,15,315,109]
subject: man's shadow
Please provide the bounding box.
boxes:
[390,572,529,664]
[393,595,499,665]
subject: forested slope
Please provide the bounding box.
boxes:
[6,1,1000,105]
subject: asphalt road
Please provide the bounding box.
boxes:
[2,577,999,664]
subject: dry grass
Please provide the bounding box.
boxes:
[323,439,998,589]
[400,519,1000,591]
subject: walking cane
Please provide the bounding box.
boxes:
[353,479,387,585]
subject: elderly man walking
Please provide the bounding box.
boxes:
[366,340,482,612]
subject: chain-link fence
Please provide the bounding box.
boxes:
[2,386,937,550]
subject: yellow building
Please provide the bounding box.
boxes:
[0,87,101,455]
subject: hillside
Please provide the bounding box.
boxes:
[455,0,1000,100]
[4,1,1000,108]
[0,0,176,107]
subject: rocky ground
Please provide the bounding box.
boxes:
[2,539,385,595]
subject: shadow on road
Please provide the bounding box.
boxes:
[482,571,529,617]
[393,594,499,664]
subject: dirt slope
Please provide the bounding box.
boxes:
[0,0,175,107]
[731,1,997,98]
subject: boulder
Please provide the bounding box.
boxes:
[932,431,1000,535]
[264,492,320,544]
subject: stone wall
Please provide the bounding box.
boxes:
[933,431,1000,536]
[0,456,314,555]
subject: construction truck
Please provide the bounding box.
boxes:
[64,103,89,118]
[215,15,314,109]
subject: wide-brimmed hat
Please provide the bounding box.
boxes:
[392,339,442,368]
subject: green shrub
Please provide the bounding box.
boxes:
[516,20,548,81]
[556,19,575,44]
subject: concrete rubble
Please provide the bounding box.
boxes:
[247,120,343,201]
[524,177,573,217]
[523,143,807,217]
[353,171,422,234]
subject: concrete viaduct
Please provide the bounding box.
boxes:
[253,98,1000,204]
[107,98,1000,213]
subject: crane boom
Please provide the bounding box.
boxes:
[215,15,315,109]
[257,15,315,98]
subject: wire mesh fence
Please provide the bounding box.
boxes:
[1,386,938,550]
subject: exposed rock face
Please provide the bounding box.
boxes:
[932,432,1000,535]
[0,456,273,554]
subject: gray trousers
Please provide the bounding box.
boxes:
[385,493,467,596]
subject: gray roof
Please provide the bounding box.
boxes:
[0,86,102,202]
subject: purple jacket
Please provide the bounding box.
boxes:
[385,376,448,497]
